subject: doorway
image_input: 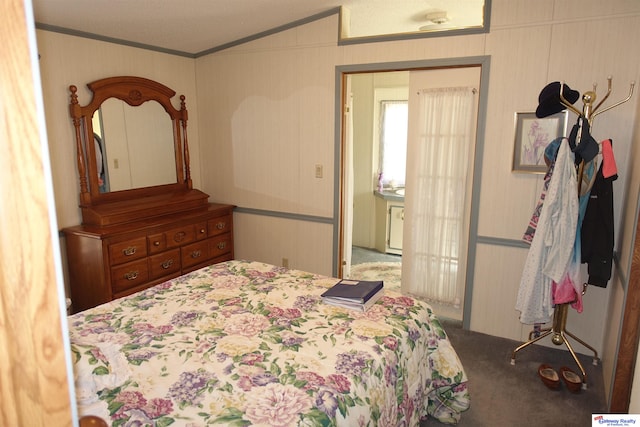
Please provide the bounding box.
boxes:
[346,72,408,293]
[338,60,486,323]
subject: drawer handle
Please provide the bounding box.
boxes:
[173,231,186,242]
[123,247,137,256]
[161,259,174,269]
[216,222,226,230]
[217,242,227,250]
[153,241,160,246]
[191,250,202,259]
[124,271,139,280]
[199,228,206,234]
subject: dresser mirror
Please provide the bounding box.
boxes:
[94,98,177,193]
[69,76,208,226]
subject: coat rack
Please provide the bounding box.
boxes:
[511,77,635,389]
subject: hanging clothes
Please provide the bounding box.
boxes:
[516,138,578,324]
[601,139,618,179]
[581,141,617,288]
[568,117,599,166]
[552,158,596,313]
[522,139,561,245]
[522,164,553,245]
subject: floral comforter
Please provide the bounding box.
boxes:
[69,260,469,426]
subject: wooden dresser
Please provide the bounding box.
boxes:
[63,76,235,313]
[63,203,234,313]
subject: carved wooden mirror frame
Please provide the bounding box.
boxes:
[69,76,208,226]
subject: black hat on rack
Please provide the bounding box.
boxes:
[535,82,580,118]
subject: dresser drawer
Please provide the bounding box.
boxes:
[195,221,208,240]
[109,237,148,265]
[181,240,210,269]
[208,215,232,237]
[64,203,235,312]
[166,225,197,248]
[111,259,150,293]
[149,248,181,279]
[209,233,232,259]
[147,232,167,254]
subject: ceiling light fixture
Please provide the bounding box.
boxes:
[418,10,451,31]
[425,10,449,25]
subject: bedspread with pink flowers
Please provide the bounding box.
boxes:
[69,260,469,426]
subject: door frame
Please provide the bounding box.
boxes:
[610,206,640,411]
[333,56,491,328]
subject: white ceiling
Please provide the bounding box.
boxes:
[32,0,484,56]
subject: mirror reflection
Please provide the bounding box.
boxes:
[92,99,177,193]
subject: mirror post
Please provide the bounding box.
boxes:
[180,95,192,189]
[69,85,91,205]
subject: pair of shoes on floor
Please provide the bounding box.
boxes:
[537,364,582,393]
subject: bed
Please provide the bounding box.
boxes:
[69,260,469,426]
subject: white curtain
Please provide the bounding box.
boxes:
[401,87,476,306]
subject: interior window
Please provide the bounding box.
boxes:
[379,100,408,188]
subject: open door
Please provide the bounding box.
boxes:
[339,65,481,323]
[610,207,640,411]
[340,77,354,278]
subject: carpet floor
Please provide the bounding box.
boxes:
[348,261,401,290]
[422,319,607,426]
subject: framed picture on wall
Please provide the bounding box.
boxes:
[512,111,569,173]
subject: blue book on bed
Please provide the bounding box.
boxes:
[321,279,384,303]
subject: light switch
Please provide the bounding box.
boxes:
[114,158,119,169]
[315,164,323,178]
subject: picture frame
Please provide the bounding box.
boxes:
[512,111,569,174]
